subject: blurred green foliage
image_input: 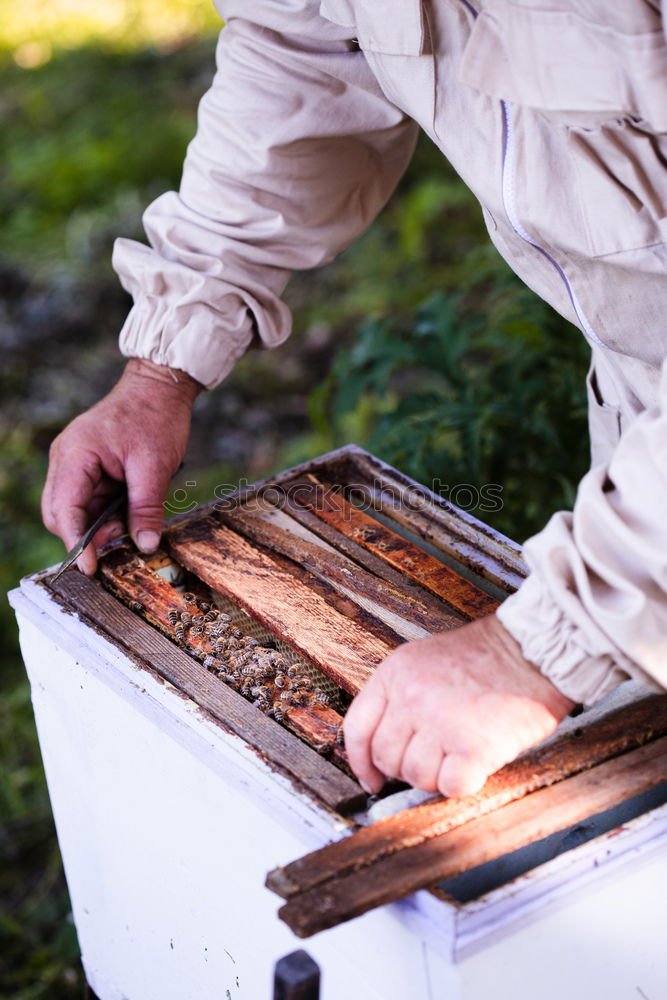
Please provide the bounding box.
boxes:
[0,5,590,997]
[0,39,219,278]
[285,141,589,541]
[2,0,220,53]
[304,270,589,541]
[1,18,223,998]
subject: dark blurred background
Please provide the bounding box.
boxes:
[0,2,590,995]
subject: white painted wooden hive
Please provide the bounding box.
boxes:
[9,446,667,1000]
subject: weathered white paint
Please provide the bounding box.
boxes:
[10,578,667,1000]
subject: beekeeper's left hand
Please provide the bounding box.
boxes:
[344,614,574,798]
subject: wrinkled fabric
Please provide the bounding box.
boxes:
[114,0,667,704]
[114,7,418,387]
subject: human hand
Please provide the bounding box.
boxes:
[344,613,574,798]
[42,357,202,575]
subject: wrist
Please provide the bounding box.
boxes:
[122,357,203,406]
[487,613,576,719]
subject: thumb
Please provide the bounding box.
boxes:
[125,453,173,554]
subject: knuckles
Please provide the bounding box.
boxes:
[401,761,438,792]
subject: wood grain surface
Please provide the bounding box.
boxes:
[97,547,348,764]
[47,568,365,814]
[279,488,460,612]
[275,733,667,936]
[289,477,499,619]
[223,504,464,639]
[267,693,667,900]
[165,517,395,695]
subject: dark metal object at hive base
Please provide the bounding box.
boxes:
[273,950,320,1000]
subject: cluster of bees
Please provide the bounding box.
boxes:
[167,593,337,730]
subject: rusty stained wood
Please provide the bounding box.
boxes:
[97,546,348,766]
[164,517,396,696]
[222,503,464,640]
[289,477,500,620]
[275,733,667,937]
[279,488,459,615]
[266,693,667,900]
[342,447,527,591]
[47,568,365,814]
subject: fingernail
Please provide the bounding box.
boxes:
[107,525,124,541]
[136,530,160,553]
[360,780,374,795]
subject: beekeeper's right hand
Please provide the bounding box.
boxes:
[41,357,202,575]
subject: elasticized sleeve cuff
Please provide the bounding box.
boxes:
[496,572,659,705]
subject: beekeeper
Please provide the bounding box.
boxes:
[42,0,667,797]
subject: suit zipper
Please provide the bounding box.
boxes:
[460,0,607,350]
[500,100,607,349]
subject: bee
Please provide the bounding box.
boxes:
[217,613,233,625]
[280,690,297,705]
[240,664,258,677]
[240,683,254,698]
[241,637,259,649]
[251,684,271,700]
[180,611,192,626]
[167,609,179,626]
[236,648,255,664]
[191,614,205,626]
[197,601,210,613]
[299,677,315,692]
[211,629,230,643]
[286,665,299,679]
[291,689,310,707]
[336,725,345,746]
[174,623,185,642]
[315,690,331,707]
[273,672,287,689]
[272,705,286,722]
[204,611,218,622]
[203,655,217,670]
[315,742,334,758]
[190,626,204,637]
[128,599,144,614]
[183,592,197,604]
[254,697,271,712]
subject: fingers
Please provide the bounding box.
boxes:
[42,367,196,577]
[92,518,126,550]
[399,732,443,792]
[343,681,388,794]
[437,753,489,799]
[367,712,414,782]
[124,453,174,554]
[42,449,108,575]
[76,540,99,577]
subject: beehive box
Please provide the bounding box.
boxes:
[9,446,667,1000]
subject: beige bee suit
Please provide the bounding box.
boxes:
[113,0,667,705]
